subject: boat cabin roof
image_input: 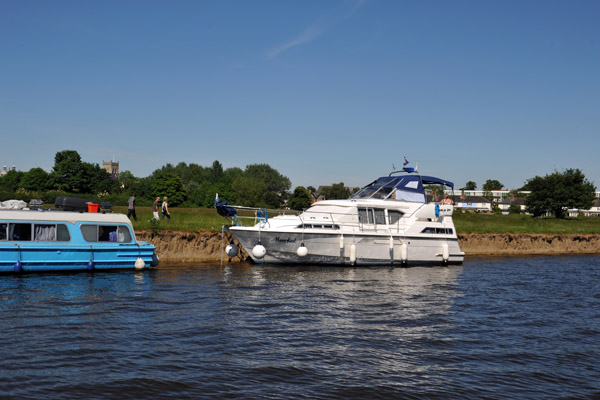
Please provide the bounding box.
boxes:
[350,173,454,202]
[0,210,132,226]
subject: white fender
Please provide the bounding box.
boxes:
[135,257,145,270]
[350,243,356,263]
[400,243,408,262]
[389,236,394,250]
[297,244,308,257]
[339,235,344,250]
[252,244,266,259]
[442,242,449,262]
[225,243,238,257]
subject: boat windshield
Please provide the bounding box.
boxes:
[351,176,426,202]
[352,172,456,203]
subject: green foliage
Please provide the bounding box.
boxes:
[21,168,50,191]
[483,179,503,191]
[0,170,24,191]
[237,164,290,208]
[51,150,86,192]
[148,217,162,237]
[523,169,595,218]
[464,180,477,190]
[508,204,522,214]
[320,182,350,200]
[151,172,186,206]
[288,186,312,210]
[117,170,137,193]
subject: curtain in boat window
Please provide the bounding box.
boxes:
[34,224,56,241]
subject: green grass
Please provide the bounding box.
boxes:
[453,212,600,234]
[117,206,296,233]
[115,206,600,235]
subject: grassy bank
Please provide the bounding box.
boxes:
[453,212,600,234]
[120,206,600,235]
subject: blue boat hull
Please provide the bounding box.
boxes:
[0,242,158,273]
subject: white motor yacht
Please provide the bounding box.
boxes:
[221,168,464,266]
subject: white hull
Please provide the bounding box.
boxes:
[230,229,464,265]
[224,169,465,266]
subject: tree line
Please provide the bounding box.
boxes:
[0,150,596,218]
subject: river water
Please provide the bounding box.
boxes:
[0,256,598,399]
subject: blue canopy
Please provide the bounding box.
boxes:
[419,175,454,189]
[351,173,454,201]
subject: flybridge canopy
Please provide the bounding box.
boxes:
[350,172,454,203]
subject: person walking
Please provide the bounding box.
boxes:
[127,193,137,221]
[161,196,170,220]
[152,196,160,219]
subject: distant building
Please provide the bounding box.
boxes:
[102,160,119,178]
[0,164,15,177]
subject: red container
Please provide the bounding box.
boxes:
[87,203,99,213]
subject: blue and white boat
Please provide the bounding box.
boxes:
[0,209,159,273]
[224,167,465,266]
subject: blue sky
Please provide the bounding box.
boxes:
[2,0,599,191]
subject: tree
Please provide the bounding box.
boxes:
[83,162,113,194]
[523,169,595,218]
[151,172,186,206]
[118,170,138,193]
[288,186,312,210]
[320,182,350,200]
[464,181,477,190]
[21,168,50,191]
[483,179,503,191]
[50,150,86,192]
[241,164,291,208]
[0,169,24,192]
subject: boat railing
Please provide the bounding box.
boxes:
[220,205,301,227]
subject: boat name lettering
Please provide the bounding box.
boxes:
[275,236,297,243]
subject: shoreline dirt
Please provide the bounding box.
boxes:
[136,231,600,263]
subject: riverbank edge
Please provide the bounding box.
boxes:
[135,230,600,263]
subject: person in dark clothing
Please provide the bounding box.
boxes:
[127,194,137,221]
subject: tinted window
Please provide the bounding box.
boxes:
[388,210,403,224]
[57,224,71,241]
[374,209,386,225]
[0,223,6,241]
[81,225,97,241]
[9,223,32,241]
[81,224,132,242]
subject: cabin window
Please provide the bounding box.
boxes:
[421,227,453,235]
[81,224,133,243]
[298,224,339,230]
[32,224,71,242]
[0,223,6,240]
[34,224,56,241]
[8,223,32,241]
[57,224,71,241]
[358,208,387,225]
[358,208,369,224]
[0,223,71,242]
[388,210,403,224]
[374,209,386,225]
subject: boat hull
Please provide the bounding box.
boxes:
[230,229,464,266]
[0,242,158,273]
